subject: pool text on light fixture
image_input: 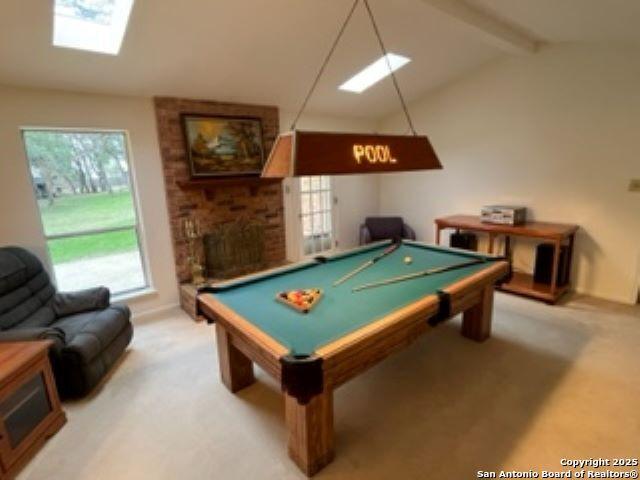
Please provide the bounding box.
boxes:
[353,145,397,165]
[339,53,411,93]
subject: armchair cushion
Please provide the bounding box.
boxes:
[0,247,56,330]
[0,326,65,351]
[54,304,130,363]
[56,304,132,397]
[53,287,110,318]
[12,306,56,329]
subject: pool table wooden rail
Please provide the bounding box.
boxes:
[198,289,442,391]
[197,253,508,476]
[317,294,439,388]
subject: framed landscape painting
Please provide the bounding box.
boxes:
[182,114,265,177]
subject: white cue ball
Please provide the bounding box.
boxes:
[404,256,413,265]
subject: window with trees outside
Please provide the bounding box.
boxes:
[22,130,148,295]
[300,176,335,256]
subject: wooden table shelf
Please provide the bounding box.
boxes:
[498,271,570,302]
[435,215,578,304]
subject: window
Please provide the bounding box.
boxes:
[339,53,411,93]
[300,176,335,256]
[22,130,148,295]
[53,0,134,55]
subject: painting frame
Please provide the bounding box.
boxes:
[181,114,265,178]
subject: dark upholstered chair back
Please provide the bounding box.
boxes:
[359,216,417,245]
[0,247,56,331]
[365,217,404,241]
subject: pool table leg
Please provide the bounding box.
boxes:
[215,323,255,392]
[285,390,335,476]
[461,285,494,342]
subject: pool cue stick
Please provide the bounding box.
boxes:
[351,259,484,292]
[333,241,401,287]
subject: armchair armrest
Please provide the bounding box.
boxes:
[359,224,372,245]
[0,327,65,351]
[53,286,110,318]
[402,223,416,241]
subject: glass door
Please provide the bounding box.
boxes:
[299,176,336,257]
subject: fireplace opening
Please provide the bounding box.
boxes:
[203,221,266,279]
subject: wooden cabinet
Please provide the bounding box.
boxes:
[0,342,66,480]
[435,215,578,303]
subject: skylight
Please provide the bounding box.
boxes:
[339,53,411,94]
[53,0,134,55]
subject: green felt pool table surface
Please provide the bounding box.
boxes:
[205,241,502,356]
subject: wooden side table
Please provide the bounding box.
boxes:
[0,342,66,480]
[435,214,578,303]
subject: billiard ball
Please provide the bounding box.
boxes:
[404,256,413,265]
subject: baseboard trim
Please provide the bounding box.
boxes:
[131,303,181,322]
[571,287,635,306]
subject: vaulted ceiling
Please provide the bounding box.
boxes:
[1,0,639,119]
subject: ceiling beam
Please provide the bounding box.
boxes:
[420,0,540,54]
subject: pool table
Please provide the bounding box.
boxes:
[197,240,508,475]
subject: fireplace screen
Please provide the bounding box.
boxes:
[203,222,265,279]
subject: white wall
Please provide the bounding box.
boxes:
[378,44,640,304]
[278,112,379,260]
[0,85,178,316]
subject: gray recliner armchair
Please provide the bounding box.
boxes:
[0,246,133,398]
[359,216,417,245]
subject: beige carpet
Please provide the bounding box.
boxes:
[19,293,640,480]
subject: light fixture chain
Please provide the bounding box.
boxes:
[290,0,361,131]
[362,0,417,135]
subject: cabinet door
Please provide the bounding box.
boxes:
[0,374,52,449]
[0,359,55,470]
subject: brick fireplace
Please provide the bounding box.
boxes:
[154,97,286,287]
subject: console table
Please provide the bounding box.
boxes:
[0,342,66,480]
[435,214,578,303]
